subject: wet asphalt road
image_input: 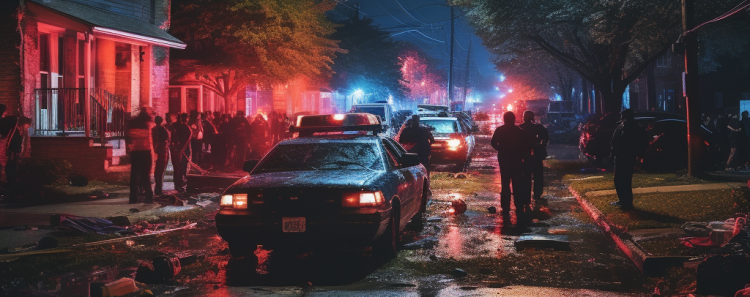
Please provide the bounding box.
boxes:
[18,136,652,297]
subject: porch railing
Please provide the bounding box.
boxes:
[34,88,127,143]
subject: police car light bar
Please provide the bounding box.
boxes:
[290,113,383,135]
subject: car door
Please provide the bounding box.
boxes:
[384,138,424,217]
[381,139,419,224]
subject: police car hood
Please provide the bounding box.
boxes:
[237,169,385,189]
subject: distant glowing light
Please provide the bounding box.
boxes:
[508,89,514,93]
[499,94,506,99]
[507,104,513,112]
[353,89,364,96]
[494,86,500,91]
[499,74,506,82]
[333,114,345,121]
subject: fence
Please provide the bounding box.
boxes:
[34,88,127,143]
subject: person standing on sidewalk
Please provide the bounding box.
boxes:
[610,109,648,210]
[126,108,155,204]
[152,116,170,196]
[491,112,535,219]
[188,111,204,166]
[170,113,192,193]
[519,110,549,202]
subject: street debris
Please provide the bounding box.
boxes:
[487,206,497,214]
[93,277,141,297]
[451,268,468,278]
[401,237,438,250]
[53,214,130,235]
[514,234,571,251]
[450,199,467,215]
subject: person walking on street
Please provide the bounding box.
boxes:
[250,114,269,159]
[126,108,155,204]
[519,110,549,202]
[152,116,170,195]
[229,111,251,170]
[610,109,648,210]
[491,112,535,220]
[726,114,743,170]
[170,113,192,193]
[188,111,204,165]
[398,115,434,174]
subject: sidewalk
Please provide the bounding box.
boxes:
[568,178,746,275]
[0,182,207,249]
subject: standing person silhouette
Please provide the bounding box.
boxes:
[398,115,434,175]
[491,112,535,222]
[610,109,648,210]
[519,111,549,202]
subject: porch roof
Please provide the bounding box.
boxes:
[30,0,186,49]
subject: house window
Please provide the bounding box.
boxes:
[714,92,724,109]
[656,54,671,68]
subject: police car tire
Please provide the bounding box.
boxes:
[228,241,255,258]
[375,208,399,258]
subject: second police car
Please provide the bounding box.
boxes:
[215,113,431,259]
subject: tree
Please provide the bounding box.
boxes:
[329,17,405,100]
[399,45,447,102]
[170,0,342,102]
[460,0,750,113]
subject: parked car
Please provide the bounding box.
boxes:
[216,113,431,259]
[396,116,475,171]
[579,111,693,171]
[350,103,394,137]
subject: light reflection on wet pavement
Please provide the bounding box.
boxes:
[15,137,650,296]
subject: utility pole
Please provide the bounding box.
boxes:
[448,5,455,107]
[682,0,703,177]
[462,39,472,111]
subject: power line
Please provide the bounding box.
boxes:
[392,0,428,25]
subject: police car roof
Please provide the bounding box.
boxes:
[419,117,458,121]
[280,134,382,145]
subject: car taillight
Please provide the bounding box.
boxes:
[233,194,248,209]
[342,191,384,207]
[447,139,461,151]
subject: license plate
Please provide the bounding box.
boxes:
[282,217,306,233]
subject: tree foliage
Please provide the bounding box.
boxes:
[170,0,342,100]
[460,0,750,113]
[329,17,405,100]
[399,44,447,101]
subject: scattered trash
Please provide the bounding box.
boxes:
[426,217,442,223]
[681,222,711,237]
[99,278,139,297]
[129,208,140,213]
[52,215,130,235]
[196,200,213,208]
[389,283,417,288]
[401,237,438,250]
[135,255,181,284]
[455,173,468,179]
[37,236,59,250]
[487,206,497,214]
[450,199,467,215]
[451,268,468,278]
[514,234,571,251]
[106,216,131,227]
[187,198,198,205]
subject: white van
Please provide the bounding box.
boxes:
[350,103,394,137]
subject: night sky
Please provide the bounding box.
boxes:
[334,0,498,85]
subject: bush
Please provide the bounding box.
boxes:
[19,159,72,186]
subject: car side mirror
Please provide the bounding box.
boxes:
[400,153,421,167]
[243,160,260,173]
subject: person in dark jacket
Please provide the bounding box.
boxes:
[126,108,155,204]
[152,116,170,195]
[229,111,251,170]
[519,111,549,201]
[398,115,434,174]
[726,114,743,170]
[170,113,192,193]
[249,114,269,159]
[188,111,204,165]
[201,112,217,168]
[491,112,535,218]
[610,109,648,210]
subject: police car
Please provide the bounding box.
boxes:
[396,116,476,171]
[215,113,431,258]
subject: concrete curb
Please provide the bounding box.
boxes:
[568,186,649,271]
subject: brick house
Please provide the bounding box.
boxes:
[0,0,185,181]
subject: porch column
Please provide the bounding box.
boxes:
[96,39,115,93]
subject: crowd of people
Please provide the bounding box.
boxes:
[126,108,292,203]
[701,111,750,171]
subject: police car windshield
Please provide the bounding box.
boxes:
[352,106,386,119]
[421,120,459,134]
[254,143,384,173]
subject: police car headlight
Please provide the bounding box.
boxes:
[342,191,384,207]
[447,139,462,150]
